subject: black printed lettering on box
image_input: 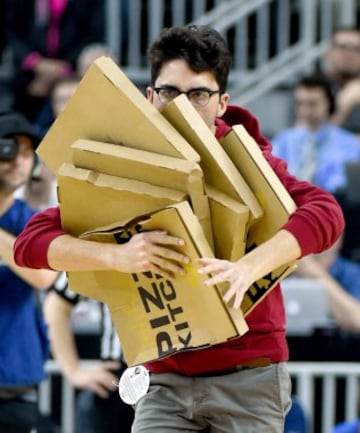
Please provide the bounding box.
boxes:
[132,271,192,358]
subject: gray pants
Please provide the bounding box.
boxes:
[132,362,291,433]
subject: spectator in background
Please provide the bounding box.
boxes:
[76,43,116,78]
[295,235,360,333]
[35,43,114,138]
[4,0,104,121]
[22,158,57,209]
[35,76,79,138]
[294,236,360,433]
[0,111,58,433]
[331,419,360,433]
[26,42,112,209]
[272,74,360,195]
[24,76,79,212]
[16,76,79,213]
[43,276,134,433]
[284,395,309,433]
[27,43,115,210]
[320,27,360,135]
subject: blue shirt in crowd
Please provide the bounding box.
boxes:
[330,255,360,301]
[0,199,49,387]
[272,123,360,193]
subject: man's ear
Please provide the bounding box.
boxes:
[217,93,230,118]
[146,86,153,102]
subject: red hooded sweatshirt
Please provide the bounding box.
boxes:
[14,105,344,375]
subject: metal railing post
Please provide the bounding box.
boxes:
[105,0,121,61]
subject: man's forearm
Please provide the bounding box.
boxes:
[47,234,116,271]
[241,229,301,281]
[0,228,57,289]
[43,292,81,379]
[315,272,360,332]
[47,230,189,279]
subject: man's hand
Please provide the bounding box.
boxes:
[33,58,71,81]
[47,230,189,277]
[29,58,71,96]
[68,361,121,398]
[295,255,328,279]
[332,78,360,124]
[111,230,190,278]
[197,230,302,310]
[197,257,255,309]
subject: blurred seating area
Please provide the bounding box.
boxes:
[1,0,359,129]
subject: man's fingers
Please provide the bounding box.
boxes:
[197,258,228,275]
[201,268,232,287]
[149,257,185,279]
[89,382,110,399]
[144,231,185,247]
[152,245,189,265]
[101,360,121,371]
[223,283,246,310]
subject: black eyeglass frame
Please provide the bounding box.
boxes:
[332,41,360,52]
[152,85,221,107]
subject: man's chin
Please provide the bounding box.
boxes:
[0,178,27,194]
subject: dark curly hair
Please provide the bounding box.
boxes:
[296,74,336,115]
[148,25,232,93]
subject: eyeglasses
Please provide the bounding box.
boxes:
[332,42,360,53]
[152,86,221,107]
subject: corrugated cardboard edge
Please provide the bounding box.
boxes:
[165,202,249,338]
[205,184,250,261]
[161,95,263,220]
[37,56,199,172]
[218,125,297,316]
[220,124,297,216]
[57,163,187,236]
[71,139,214,249]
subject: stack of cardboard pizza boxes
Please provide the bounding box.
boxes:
[37,57,296,366]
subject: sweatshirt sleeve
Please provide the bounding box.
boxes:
[14,206,66,269]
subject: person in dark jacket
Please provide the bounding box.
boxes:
[4,0,104,121]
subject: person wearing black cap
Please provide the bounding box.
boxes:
[0,111,41,161]
[0,111,59,433]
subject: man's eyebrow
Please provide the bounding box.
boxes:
[156,85,213,91]
[187,86,213,91]
[156,84,180,89]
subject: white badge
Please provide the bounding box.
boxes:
[118,365,150,405]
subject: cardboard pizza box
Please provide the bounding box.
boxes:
[65,201,249,366]
[37,56,199,172]
[161,95,263,221]
[70,139,213,248]
[205,184,250,261]
[57,163,187,236]
[219,124,298,315]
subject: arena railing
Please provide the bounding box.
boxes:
[39,360,360,433]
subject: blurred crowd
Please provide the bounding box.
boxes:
[0,2,132,433]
